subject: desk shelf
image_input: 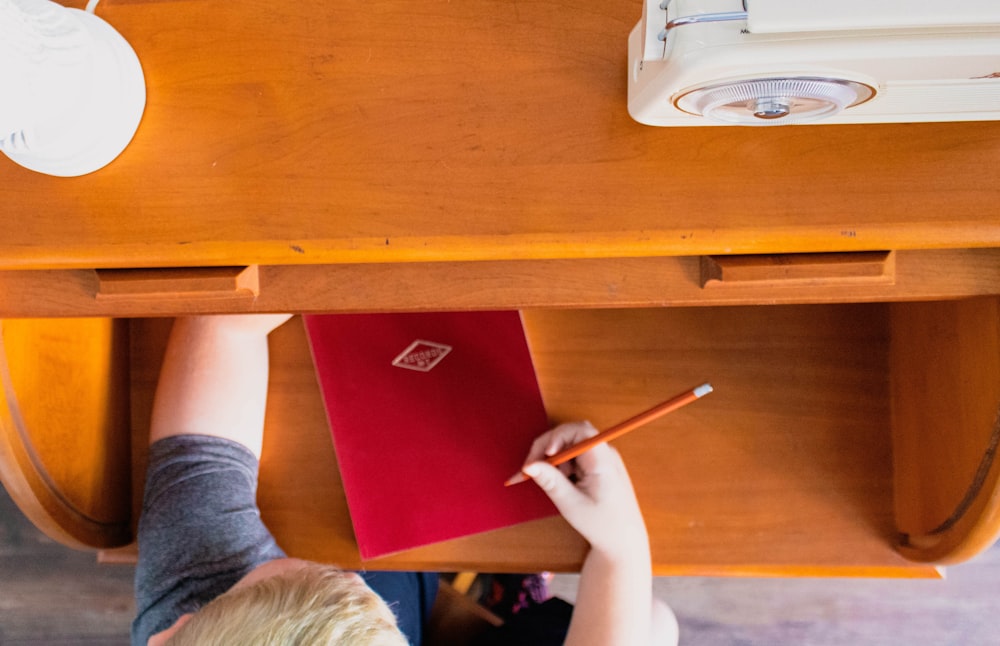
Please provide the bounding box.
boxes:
[125,298,1000,576]
[524,304,903,576]
[3,295,998,577]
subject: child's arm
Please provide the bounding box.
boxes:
[150,315,291,457]
[521,421,654,646]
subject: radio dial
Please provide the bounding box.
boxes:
[674,77,876,126]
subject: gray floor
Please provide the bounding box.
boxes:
[2,484,999,645]
[552,551,1000,645]
[0,486,134,645]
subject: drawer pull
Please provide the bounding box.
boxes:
[700,251,895,287]
[94,266,259,301]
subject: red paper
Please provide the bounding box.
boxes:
[304,311,556,560]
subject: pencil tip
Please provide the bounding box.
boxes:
[504,472,528,487]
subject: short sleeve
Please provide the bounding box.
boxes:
[131,435,285,646]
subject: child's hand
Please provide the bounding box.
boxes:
[522,421,648,557]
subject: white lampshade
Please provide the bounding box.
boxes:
[0,0,145,176]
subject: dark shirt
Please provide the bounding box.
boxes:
[131,434,437,646]
[131,435,285,645]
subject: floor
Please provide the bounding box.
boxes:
[554,553,1000,646]
[0,487,134,645]
[2,484,999,645]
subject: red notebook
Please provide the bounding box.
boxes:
[303,311,557,560]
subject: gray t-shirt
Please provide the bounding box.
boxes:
[131,435,285,646]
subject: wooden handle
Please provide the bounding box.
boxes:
[701,251,895,287]
[95,266,259,301]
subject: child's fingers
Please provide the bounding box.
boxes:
[524,421,600,465]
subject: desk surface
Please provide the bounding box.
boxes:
[7,307,992,578]
[3,0,998,578]
[2,0,999,270]
[123,313,939,577]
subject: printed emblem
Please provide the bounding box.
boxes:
[391,340,452,372]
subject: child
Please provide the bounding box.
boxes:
[133,315,676,645]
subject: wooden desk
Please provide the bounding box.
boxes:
[1,0,999,576]
[1,0,999,274]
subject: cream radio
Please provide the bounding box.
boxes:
[628,0,1000,126]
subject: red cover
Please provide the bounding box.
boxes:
[303,311,556,560]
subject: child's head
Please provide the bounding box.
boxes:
[164,561,407,645]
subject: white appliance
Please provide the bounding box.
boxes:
[628,0,1000,126]
[0,0,145,176]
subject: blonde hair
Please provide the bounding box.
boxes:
[167,563,408,646]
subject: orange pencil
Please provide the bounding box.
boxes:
[504,383,713,486]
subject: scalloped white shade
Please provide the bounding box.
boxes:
[0,0,145,176]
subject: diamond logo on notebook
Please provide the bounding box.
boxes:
[391,340,453,372]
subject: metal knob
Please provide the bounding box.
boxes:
[751,98,791,120]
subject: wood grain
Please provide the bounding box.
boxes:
[11,300,999,573]
[125,309,945,576]
[0,486,134,645]
[701,252,895,287]
[892,297,1000,563]
[95,266,259,301]
[1,0,998,269]
[0,318,132,549]
[523,305,923,576]
[1,249,999,317]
